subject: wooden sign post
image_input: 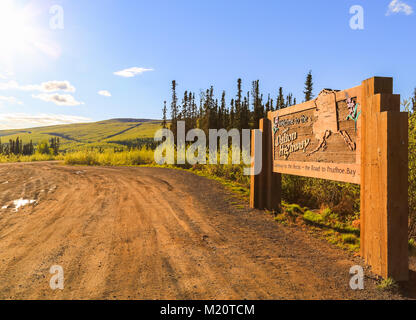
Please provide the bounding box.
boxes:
[251,77,409,281]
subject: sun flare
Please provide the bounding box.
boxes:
[0,0,58,66]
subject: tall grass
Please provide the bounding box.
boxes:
[64,148,154,166]
[0,153,62,163]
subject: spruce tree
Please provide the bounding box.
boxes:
[265,94,271,113]
[188,91,194,128]
[241,91,250,129]
[16,137,20,155]
[235,79,243,130]
[303,70,314,102]
[230,99,235,129]
[170,80,178,142]
[180,91,189,132]
[201,87,216,135]
[286,93,294,107]
[412,88,416,114]
[219,91,226,129]
[162,101,167,128]
[192,93,198,128]
[277,87,285,110]
[252,80,263,129]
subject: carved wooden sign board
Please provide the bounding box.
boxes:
[269,86,362,184]
[252,78,409,281]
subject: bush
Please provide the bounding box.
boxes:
[303,210,324,224]
[284,203,304,215]
[64,148,154,166]
[377,278,398,291]
[37,140,52,155]
[409,238,416,256]
[282,175,360,219]
[341,234,358,245]
[0,152,61,163]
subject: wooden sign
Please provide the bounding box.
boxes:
[250,77,409,281]
[269,87,362,184]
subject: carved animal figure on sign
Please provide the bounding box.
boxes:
[306,89,357,157]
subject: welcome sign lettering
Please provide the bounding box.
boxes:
[269,86,362,184]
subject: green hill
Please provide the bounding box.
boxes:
[0,118,163,151]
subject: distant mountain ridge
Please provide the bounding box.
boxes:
[103,118,158,123]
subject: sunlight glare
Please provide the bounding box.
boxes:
[0,0,42,62]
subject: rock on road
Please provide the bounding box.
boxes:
[0,163,407,299]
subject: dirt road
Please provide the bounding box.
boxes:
[0,163,411,299]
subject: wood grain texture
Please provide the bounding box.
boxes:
[269,86,362,184]
[360,77,409,281]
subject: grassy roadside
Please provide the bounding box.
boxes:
[0,153,63,163]
[274,203,360,253]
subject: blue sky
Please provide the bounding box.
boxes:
[0,0,414,129]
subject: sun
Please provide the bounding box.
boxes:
[0,1,34,55]
[0,0,57,66]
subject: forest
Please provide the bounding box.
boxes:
[162,72,313,142]
[0,137,60,156]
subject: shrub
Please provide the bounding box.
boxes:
[64,148,154,166]
[284,203,304,215]
[303,210,324,224]
[341,234,358,245]
[37,140,52,155]
[377,278,399,291]
[409,239,416,256]
[282,175,360,219]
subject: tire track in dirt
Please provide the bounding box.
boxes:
[0,163,410,300]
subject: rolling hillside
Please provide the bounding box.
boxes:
[0,119,163,151]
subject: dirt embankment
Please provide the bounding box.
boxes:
[0,163,413,300]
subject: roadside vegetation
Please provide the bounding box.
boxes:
[64,147,154,166]
[0,137,63,163]
[377,278,399,292]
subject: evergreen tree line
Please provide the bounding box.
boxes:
[0,137,60,156]
[163,71,314,142]
[110,138,159,150]
[49,137,61,156]
[0,138,35,156]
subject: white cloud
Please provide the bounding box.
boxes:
[98,90,112,97]
[32,93,84,106]
[114,67,154,78]
[0,80,76,92]
[386,0,413,15]
[0,113,91,129]
[0,95,23,105]
[39,81,75,92]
